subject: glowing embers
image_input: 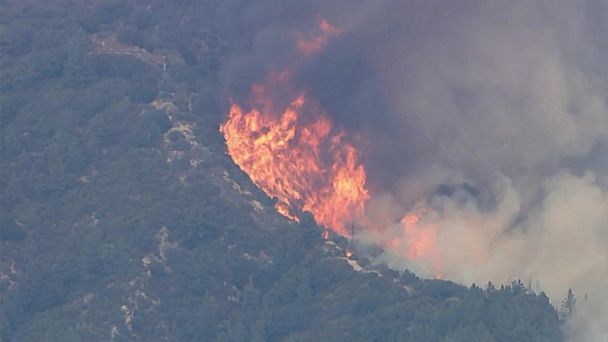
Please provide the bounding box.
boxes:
[220,77,369,236]
[344,249,354,258]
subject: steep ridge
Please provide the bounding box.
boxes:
[1,1,563,341]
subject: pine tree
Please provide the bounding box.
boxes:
[63,29,96,86]
[559,288,576,320]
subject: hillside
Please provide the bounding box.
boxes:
[0,1,564,341]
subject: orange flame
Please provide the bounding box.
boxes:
[297,18,343,56]
[220,18,445,279]
[220,74,369,236]
[384,209,443,278]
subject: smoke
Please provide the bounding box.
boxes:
[217,0,608,340]
[366,172,608,340]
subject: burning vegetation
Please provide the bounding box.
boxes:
[220,72,369,236]
[220,19,443,276]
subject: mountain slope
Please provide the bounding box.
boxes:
[1,1,563,341]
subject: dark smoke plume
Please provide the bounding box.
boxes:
[216,1,608,340]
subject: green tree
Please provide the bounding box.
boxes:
[63,29,97,86]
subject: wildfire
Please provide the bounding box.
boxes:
[220,17,444,279]
[220,73,369,236]
[297,18,343,56]
[384,209,443,278]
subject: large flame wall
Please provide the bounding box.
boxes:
[220,74,369,236]
[219,18,444,276]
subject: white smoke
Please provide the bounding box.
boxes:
[219,0,608,339]
[350,1,608,340]
[365,172,608,340]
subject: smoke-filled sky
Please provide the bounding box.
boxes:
[217,1,608,340]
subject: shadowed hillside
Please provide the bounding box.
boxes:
[1,1,564,341]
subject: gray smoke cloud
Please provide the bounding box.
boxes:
[217,1,608,340]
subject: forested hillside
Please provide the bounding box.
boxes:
[1,1,564,341]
